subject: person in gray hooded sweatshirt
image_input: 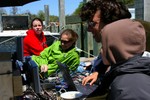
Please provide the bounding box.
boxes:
[79,0,150,99]
[100,18,150,100]
[88,11,150,100]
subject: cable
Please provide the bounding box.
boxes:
[76,47,96,57]
[0,36,16,45]
[0,32,24,45]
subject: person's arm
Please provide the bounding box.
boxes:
[82,71,99,86]
[93,54,109,75]
[46,47,80,76]
[82,54,109,86]
[31,42,55,69]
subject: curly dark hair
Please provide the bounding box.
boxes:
[79,0,131,24]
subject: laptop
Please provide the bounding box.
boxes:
[57,61,98,96]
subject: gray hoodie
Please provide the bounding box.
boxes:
[101,19,146,65]
[100,19,150,100]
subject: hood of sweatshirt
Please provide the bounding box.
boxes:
[101,19,146,65]
[26,29,44,38]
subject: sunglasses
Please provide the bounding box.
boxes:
[87,21,96,27]
[61,40,71,44]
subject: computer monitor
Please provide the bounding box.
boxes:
[2,16,28,30]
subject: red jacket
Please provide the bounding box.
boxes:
[23,29,48,56]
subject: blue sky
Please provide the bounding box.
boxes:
[3,0,83,16]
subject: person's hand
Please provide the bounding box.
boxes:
[40,65,48,72]
[82,71,99,86]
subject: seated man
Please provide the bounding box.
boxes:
[31,29,80,78]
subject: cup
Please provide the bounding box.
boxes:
[60,91,83,100]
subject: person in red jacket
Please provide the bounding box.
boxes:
[23,18,48,56]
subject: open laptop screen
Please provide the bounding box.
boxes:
[57,61,98,96]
